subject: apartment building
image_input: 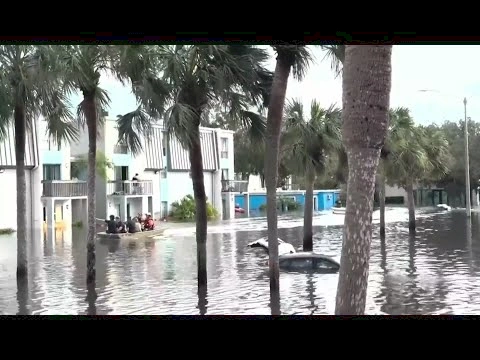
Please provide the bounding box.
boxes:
[70,118,235,221]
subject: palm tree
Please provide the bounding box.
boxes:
[58,45,114,283]
[385,119,451,232]
[0,45,78,278]
[335,45,393,315]
[378,107,417,237]
[264,45,312,293]
[114,45,272,290]
[283,99,341,251]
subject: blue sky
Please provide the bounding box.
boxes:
[78,45,480,125]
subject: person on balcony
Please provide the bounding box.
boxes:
[132,173,141,195]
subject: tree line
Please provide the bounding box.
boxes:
[0,44,470,315]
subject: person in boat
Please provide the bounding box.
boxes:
[115,216,127,233]
[126,216,138,233]
[105,215,118,234]
[134,217,142,233]
[143,214,155,231]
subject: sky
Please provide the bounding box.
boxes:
[76,45,480,125]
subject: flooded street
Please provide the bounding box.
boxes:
[1,207,480,315]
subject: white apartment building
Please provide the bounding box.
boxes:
[70,118,235,222]
[0,122,43,230]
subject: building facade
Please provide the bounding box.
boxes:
[0,121,43,230]
[70,118,234,221]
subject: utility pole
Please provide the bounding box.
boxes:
[464,97,471,217]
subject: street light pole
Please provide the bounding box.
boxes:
[464,97,471,216]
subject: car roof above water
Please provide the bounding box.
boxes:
[279,252,337,262]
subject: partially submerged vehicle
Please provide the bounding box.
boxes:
[436,203,452,211]
[247,237,296,256]
[279,252,340,273]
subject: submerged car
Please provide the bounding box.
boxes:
[278,252,340,273]
[247,237,296,256]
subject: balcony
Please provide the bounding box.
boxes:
[42,180,87,197]
[107,180,153,196]
[221,180,248,193]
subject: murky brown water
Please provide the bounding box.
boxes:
[1,208,479,315]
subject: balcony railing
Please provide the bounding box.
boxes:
[222,180,249,193]
[107,180,153,196]
[42,180,87,197]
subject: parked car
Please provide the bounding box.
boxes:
[279,252,340,273]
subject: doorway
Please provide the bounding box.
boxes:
[313,196,318,211]
[114,166,128,192]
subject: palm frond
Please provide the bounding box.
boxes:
[164,102,198,149]
[116,108,152,156]
[321,45,345,78]
[272,45,313,81]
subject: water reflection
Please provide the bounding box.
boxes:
[2,208,480,314]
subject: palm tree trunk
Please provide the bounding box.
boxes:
[189,125,208,289]
[265,57,292,292]
[379,165,386,238]
[14,104,28,279]
[406,181,416,233]
[335,45,392,315]
[84,95,97,284]
[303,172,315,251]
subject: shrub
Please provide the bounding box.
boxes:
[0,228,15,235]
[171,195,219,221]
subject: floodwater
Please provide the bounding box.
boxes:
[1,207,479,315]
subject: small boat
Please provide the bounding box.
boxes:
[437,204,452,211]
[96,228,163,240]
[247,237,296,256]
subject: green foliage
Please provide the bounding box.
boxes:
[171,195,219,221]
[259,196,302,212]
[71,151,113,181]
[282,98,342,185]
[72,221,83,228]
[0,228,15,235]
[384,108,451,188]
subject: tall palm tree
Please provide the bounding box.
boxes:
[378,107,416,236]
[114,45,272,290]
[58,45,114,283]
[335,45,393,315]
[385,120,451,232]
[0,45,78,279]
[265,45,312,293]
[283,99,341,251]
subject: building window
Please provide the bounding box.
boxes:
[114,141,128,154]
[46,139,61,151]
[43,165,61,181]
[220,137,228,158]
[162,132,167,157]
[221,169,229,181]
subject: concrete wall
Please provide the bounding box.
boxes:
[234,190,340,213]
